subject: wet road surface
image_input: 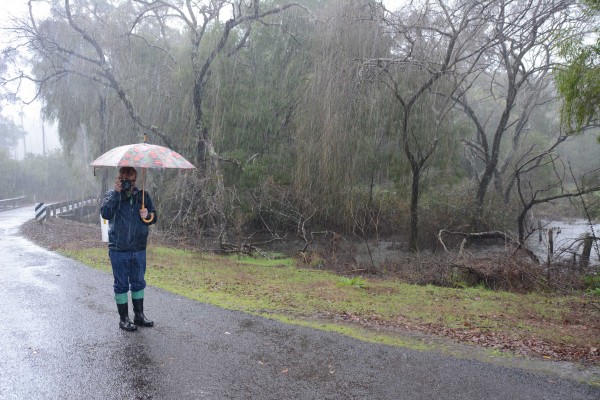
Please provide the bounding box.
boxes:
[1,207,599,399]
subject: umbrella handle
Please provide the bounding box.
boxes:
[141,198,154,223]
[140,193,154,223]
[142,213,154,223]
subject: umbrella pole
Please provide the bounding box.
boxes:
[142,134,147,209]
[141,168,154,223]
[142,168,145,209]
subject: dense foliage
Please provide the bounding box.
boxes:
[557,0,600,133]
[2,0,599,250]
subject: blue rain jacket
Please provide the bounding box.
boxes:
[100,188,157,252]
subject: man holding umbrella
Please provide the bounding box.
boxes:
[92,139,195,330]
[101,166,157,332]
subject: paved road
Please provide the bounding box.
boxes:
[1,207,599,400]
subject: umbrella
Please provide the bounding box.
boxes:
[90,140,195,222]
[90,143,195,170]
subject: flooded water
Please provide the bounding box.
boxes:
[346,219,600,268]
[526,219,600,265]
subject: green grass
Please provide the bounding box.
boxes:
[338,276,367,288]
[61,246,599,354]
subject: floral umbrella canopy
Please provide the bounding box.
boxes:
[90,142,195,222]
[90,143,195,170]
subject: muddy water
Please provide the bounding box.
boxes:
[346,219,600,269]
[526,219,600,265]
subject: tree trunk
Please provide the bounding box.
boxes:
[475,160,496,226]
[409,164,421,252]
[516,205,533,244]
[193,79,208,170]
[580,233,593,270]
[192,77,226,233]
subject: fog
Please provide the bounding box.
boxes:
[0,1,61,160]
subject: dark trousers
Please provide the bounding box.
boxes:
[109,249,147,295]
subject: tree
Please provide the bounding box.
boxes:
[0,43,27,157]
[0,116,27,152]
[513,143,600,243]
[453,0,582,225]
[130,0,307,170]
[556,0,600,133]
[8,0,307,235]
[0,148,19,198]
[362,0,493,250]
[290,1,394,231]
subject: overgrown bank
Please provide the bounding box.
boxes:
[20,218,600,373]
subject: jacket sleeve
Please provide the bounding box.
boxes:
[142,191,158,226]
[100,190,120,220]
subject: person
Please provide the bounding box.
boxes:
[100,166,157,331]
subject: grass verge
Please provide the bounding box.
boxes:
[61,246,600,369]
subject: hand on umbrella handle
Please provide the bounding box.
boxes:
[140,208,154,223]
[140,186,154,223]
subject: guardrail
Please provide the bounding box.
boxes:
[0,196,27,210]
[36,196,101,223]
[45,196,101,219]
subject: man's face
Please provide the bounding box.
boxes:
[119,171,136,191]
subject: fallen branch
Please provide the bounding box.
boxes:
[217,241,270,258]
[438,229,540,263]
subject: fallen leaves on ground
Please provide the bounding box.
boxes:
[332,311,600,365]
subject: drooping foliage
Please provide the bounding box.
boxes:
[556,0,600,133]
[292,0,399,230]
